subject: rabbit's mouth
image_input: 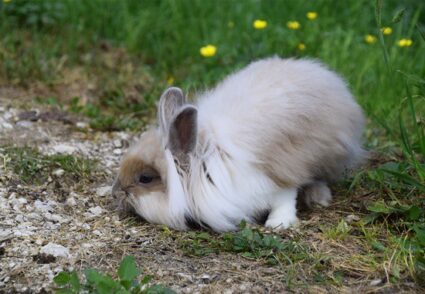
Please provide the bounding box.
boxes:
[112,190,135,214]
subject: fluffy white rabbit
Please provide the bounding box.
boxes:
[112,57,365,232]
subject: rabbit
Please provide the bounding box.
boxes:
[112,56,366,232]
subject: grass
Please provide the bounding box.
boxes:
[0,0,424,291]
[54,256,175,294]
[1,146,97,184]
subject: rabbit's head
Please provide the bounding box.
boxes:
[112,87,197,230]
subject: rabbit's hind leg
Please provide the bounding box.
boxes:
[300,182,332,207]
[265,188,298,230]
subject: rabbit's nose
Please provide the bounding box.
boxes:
[111,179,125,199]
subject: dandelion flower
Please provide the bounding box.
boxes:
[381,27,392,35]
[200,45,217,57]
[306,12,318,20]
[397,38,413,47]
[287,21,301,30]
[167,76,174,86]
[253,20,267,30]
[298,43,306,51]
[364,34,377,44]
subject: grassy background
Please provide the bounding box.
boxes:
[1,0,424,290]
[1,0,424,118]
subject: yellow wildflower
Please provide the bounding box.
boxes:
[397,38,413,47]
[287,21,300,30]
[3,0,12,3]
[306,12,317,20]
[364,34,377,44]
[200,45,217,57]
[298,43,306,51]
[253,20,267,30]
[167,76,174,86]
[381,27,392,35]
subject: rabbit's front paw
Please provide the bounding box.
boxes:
[265,213,298,231]
[265,188,298,230]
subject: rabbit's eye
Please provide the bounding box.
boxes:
[137,167,160,186]
[139,175,153,184]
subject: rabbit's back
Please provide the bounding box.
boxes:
[197,57,365,187]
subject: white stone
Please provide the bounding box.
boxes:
[81,223,91,230]
[346,214,360,223]
[52,144,77,154]
[65,197,77,206]
[88,206,103,216]
[76,122,89,129]
[0,229,13,241]
[40,243,70,258]
[44,212,67,223]
[113,139,122,148]
[0,120,13,130]
[113,148,122,155]
[34,200,52,212]
[4,111,13,120]
[96,186,111,197]
[16,120,33,128]
[370,278,383,286]
[93,230,102,236]
[52,168,65,177]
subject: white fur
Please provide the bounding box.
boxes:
[265,188,298,229]
[121,57,365,232]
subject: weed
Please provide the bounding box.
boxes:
[321,219,352,241]
[53,256,175,294]
[180,221,311,266]
[1,146,96,184]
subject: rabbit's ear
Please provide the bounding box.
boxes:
[168,106,198,156]
[158,87,186,134]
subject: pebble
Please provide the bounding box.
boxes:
[0,121,13,130]
[200,274,213,283]
[113,139,122,148]
[76,122,89,129]
[16,120,33,128]
[52,168,65,177]
[176,272,193,282]
[52,144,77,154]
[43,212,67,223]
[81,223,91,230]
[34,200,54,212]
[370,278,384,286]
[96,186,111,197]
[88,206,103,216]
[346,214,360,223]
[65,196,77,206]
[93,230,102,236]
[113,148,122,155]
[40,243,70,258]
